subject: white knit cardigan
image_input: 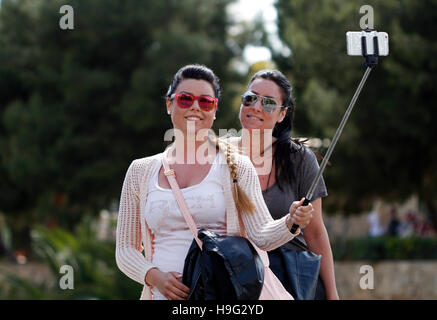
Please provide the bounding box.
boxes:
[115,151,297,300]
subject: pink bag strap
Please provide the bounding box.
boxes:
[161,148,267,268]
[161,151,203,250]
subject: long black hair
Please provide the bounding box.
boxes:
[247,69,306,192]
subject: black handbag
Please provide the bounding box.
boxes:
[268,238,326,300]
[182,229,265,300]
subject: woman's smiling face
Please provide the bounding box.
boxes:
[166,78,218,136]
[239,78,287,132]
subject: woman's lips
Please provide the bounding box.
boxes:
[185,115,202,121]
[246,114,263,121]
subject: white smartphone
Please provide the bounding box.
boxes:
[346,30,389,56]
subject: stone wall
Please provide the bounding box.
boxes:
[1,260,437,299]
[335,260,437,299]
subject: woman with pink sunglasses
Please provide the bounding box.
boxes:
[115,64,314,300]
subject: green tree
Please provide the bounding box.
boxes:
[0,0,249,250]
[272,0,437,228]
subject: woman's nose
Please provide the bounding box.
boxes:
[189,100,201,111]
[248,99,263,112]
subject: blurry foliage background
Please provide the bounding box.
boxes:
[1,215,142,299]
[0,0,436,299]
[271,0,437,226]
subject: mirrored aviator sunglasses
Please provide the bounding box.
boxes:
[171,93,217,111]
[241,91,281,114]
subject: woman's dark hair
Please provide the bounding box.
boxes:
[166,64,221,99]
[247,69,306,192]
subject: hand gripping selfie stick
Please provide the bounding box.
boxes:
[290,29,380,233]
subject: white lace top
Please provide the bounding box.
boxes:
[145,154,226,299]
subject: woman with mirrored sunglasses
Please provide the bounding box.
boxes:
[115,65,314,300]
[231,69,339,300]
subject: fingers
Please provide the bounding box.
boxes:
[289,198,313,216]
[164,272,190,300]
[170,272,190,294]
[289,198,314,229]
[289,197,305,214]
[167,286,189,300]
[297,202,313,214]
[293,204,314,228]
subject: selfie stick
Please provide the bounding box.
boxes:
[290,29,379,233]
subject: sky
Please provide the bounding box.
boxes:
[227,0,277,65]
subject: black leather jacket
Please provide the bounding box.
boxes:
[182,229,264,300]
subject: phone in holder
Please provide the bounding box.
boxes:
[346,30,389,56]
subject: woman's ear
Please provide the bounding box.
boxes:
[213,103,218,117]
[166,98,172,115]
[277,107,288,123]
